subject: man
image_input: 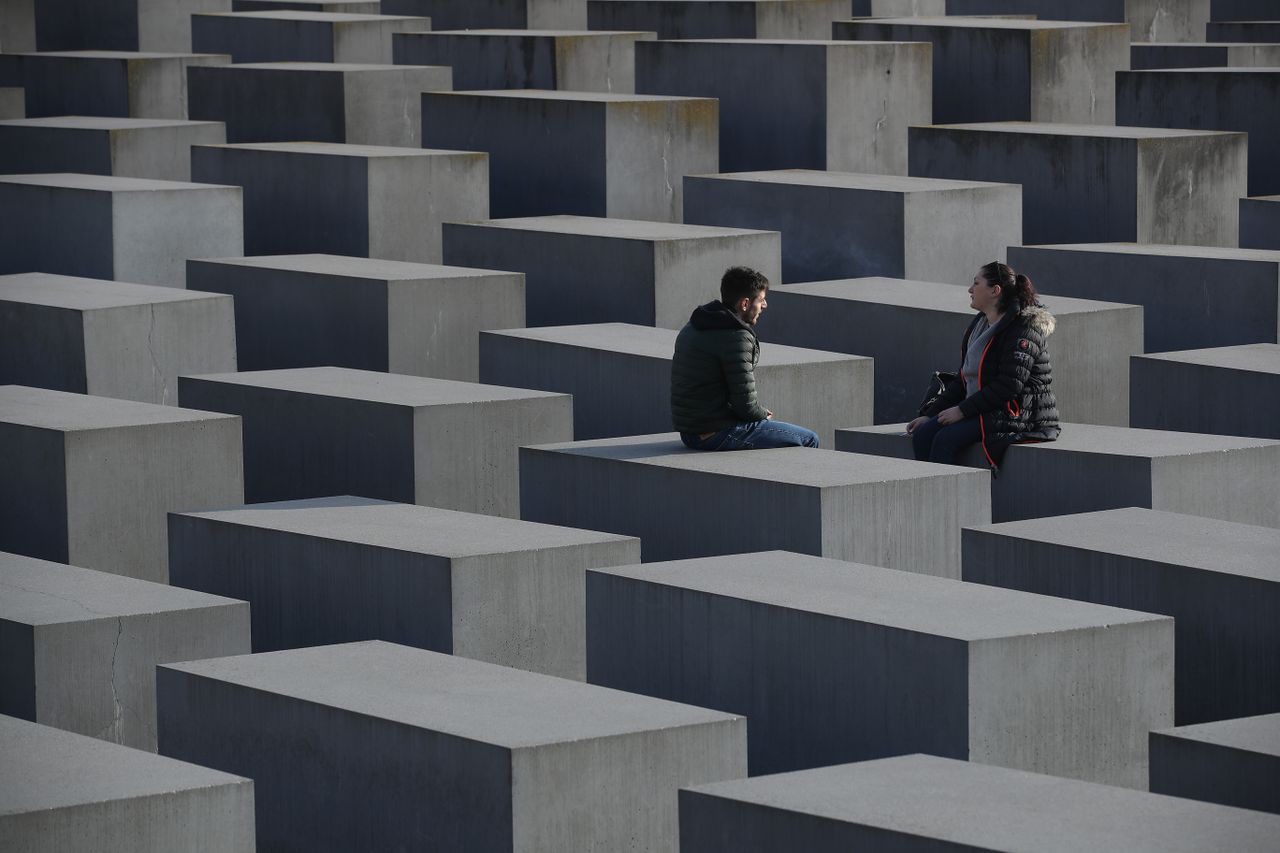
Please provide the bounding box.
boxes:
[670,266,819,450]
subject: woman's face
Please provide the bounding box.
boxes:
[969,274,1001,313]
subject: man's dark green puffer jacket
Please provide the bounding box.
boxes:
[670,300,770,433]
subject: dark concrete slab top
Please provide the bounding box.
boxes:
[0,272,229,309]
[464,214,774,240]
[690,169,1015,192]
[776,277,1134,314]
[0,384,239,431]
[0,172,237,192]
[1136,343,1279,373]
[1022,242,1280,262]
[1154,712,1280,755]
[924,122,1242,139]
[197,253,512,280]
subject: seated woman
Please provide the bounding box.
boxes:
[907,261,1061,468]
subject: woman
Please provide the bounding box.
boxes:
[906,261,1060,468]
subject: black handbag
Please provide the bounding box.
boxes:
[916,371,962,416]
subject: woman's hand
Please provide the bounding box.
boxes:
[905,416,929,435]
[937,406,964,425]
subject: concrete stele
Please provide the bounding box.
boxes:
[1131,343,1280,438]
[1130,41,1280,69]
[961,507,1280,724]
[380,0,588,29]
[0,551,250,750]
[519,433,990,576]
[16,51,229,120]
[17,0,232,52]
[588,550,1173,787]
[1240,195,1280,250]
[190,11,430,63]
[479,322,873,444]
[0,116,226,181]
[586,0,860,40]
[0,385,245,582]
[157,640,746,852]
[178,366,572,517]
[1150,713,1280,815]
[168,496,640,679]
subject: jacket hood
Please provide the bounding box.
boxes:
[690,300,752,333]
[1020,304,1056,337]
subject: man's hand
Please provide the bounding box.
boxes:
[905,416,929,435]
[937,406,964,425]
[765,410,774,420]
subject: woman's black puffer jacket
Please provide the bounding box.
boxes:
[926,304,1061,466]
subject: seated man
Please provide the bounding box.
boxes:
[671,266,819,450]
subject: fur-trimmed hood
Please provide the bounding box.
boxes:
[1019,304,1056,337]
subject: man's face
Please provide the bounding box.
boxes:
[737,290,767,325]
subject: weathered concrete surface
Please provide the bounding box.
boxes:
[382,0,586,29]
[169,496,639,679]
[1131,344,1280,438]
[678,754,1280,852]
[442,215,780,328]
[0,116,224,181]
[910,122,1248,246]
[0,386,244,582]
[0,714,255,853]
[191,141,487,263]
[962,508,1280,724]
[945,0,1210,43]
[157,641,745,852]
[683,170,1020,285]
[1240,195,1280,250]
[835,422,1280,527]
[1008,242,1280,352]
[187,254,522,381]
[0,551,250,750]
[1150,713,1280,814]
[479,322,872,444]
[394,29,653,93]
[1118,67,1280,196]
[421,89,717,222]
[589,551,1172,786]
[10,0,231,52]
[835,18,1127,124]
[188,62,451,146]
[521,434,990,576]
[636,38,930,175]
[762,277,1142,425]
[587,0,864,39]
[1131,41,1280,69]
[178,366,571,517]
[0,87,22,118]
[190,11,428,63]
[0,272,237,404]
[0,173,243,287]
[16,51,228,119]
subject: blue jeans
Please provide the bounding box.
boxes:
[681,419,819,451]
[911,415,982,464]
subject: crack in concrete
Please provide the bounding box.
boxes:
[102,616,125,744]
[146,303,165,405]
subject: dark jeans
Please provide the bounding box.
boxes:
[681,419,819,451]
[911,415,982,464]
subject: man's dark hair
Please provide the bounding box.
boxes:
[720,266,770,306]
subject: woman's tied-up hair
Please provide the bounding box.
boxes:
[979,260,1040,313]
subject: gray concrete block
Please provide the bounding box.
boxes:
[187,254,522,381]
[0,551,250,750]
[394,28,653,93]
[1131,41,1280,69]
[442,215,780,328]
[1118,67,1280,196]
[0,2,35,53]
[836,18,1127,124]
[190,11,428,63]
[1150,713,1280,814]
[16,50,229,120]
[836,422,1280,526]
[590,551,1172,785]
[178,366,571,516]
[188,62,450,146]
[0,715,255,853]
[1241,195,1280,250]
[190,142,486,263]
[520,434,990,576]
[1131,344,1280,438]
[0,272,237,404]
[0,116,225,181]
[1007,243,1280,352]
[683,170,1021,285]
[0,173,243,287]
[0,87,23,118]
[169,496,639,679]
[234,0,379,10]
[422,90,717,222]
[15,0,231,53]
[382,0,587,29]
[635,39,929,176]
[1209,20,1280,41]
[157,640,745,852]
[587,0,854,39]
[962,508,1280,725]
[479,322,872,444]
[944,0,1210,42]
[1212,0,1280,18]
[678,754,1280,853]
[0,385,244,582]
[910,122,1248,246]
[762,277,1142,425]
